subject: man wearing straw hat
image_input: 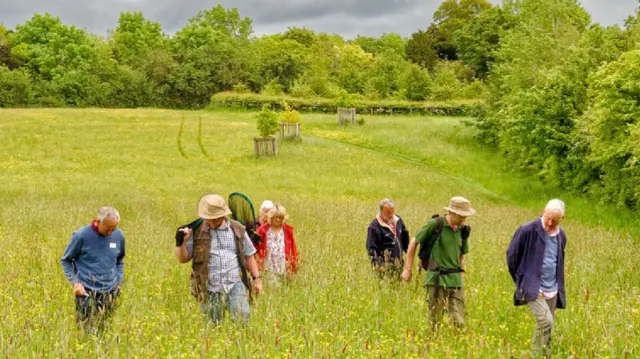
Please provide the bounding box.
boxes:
[507,199,567,358]
[401,196,476,329]
[174,194,263,325]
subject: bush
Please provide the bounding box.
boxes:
[261,78,283,96]
[289,78,314,98]
[462,79,486,99]
[0,66,31,107]
[336,91,355,108]
[256,104,279,138]
[232,83,250,93]
[399,64,432,101]
[280,101,302,123]
[210,92,480,117]
[579,50,640,209]
[431,68,462,101]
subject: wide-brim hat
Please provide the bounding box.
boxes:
[443,196,476,217]
[198,194,232,219]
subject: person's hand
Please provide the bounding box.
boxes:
[253,278,263,296]
[175,227,192,246]
[73,282,87,296]
[401,268,412,282]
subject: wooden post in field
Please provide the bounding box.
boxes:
[253,137,278,157]
[337,108,356,125]
[278,123,300,141]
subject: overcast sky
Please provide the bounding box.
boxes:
[0,0,637,39]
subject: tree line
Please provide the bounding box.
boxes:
[0,2,493,109]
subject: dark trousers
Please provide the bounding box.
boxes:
[75,289,119,331]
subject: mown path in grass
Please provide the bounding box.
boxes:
[0,109,637,358]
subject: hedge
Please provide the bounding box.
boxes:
[209,92,483,117]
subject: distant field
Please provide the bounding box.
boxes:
[0,108,637,358]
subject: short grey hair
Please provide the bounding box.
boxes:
[97,206,120,222]
[544,199,565,217]
[379,198,395,211]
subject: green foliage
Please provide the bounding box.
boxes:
[232,83,250,93]
[579,50,640,209]
[281,27,317,47]
[111,12,165,68]
[280,101,302,123]
[453,6,513,78]
[261,78,283,96]
[431,66,462,100]
[210,92,478,116]
[399,64,432,101]
[188,5,253,40]
[406,29,438,69]
[256,104,278,137]
[352,33,407,57]
[336,91,355,108]
[0,66,31,107]
[289,78,314,98]
[253,36,308,92]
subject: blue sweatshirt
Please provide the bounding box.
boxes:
[61,224,125,293]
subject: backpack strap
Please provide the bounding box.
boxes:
[432,216,444,243]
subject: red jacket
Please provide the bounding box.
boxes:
[256,224,299,273]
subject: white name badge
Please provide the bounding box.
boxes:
[110,242,117,249]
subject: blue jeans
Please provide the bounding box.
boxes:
[201,282,250,326]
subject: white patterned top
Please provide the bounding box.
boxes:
[266,227,286,275]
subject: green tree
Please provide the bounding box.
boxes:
[282,27,317,47]
[111,12,165,68]
[453,6,513,78]
[431,0,493,60]
[188,5,252,40]
[579,49,640,208]
[406,29,438,69]
[253,36,309,93]
[399,63,432,101]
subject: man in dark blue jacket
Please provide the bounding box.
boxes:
[366,198,410,275]
[507,199,567,358]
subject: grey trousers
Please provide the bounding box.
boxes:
[528,294,557,357]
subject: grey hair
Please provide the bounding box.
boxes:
[379,198,395,211]
[544,199,566,217]
[97,206,120,222]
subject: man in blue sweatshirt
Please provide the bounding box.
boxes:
[61,206,125,331]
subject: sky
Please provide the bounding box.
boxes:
[0,0,638,39]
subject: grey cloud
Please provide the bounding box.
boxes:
[0,0,638,39]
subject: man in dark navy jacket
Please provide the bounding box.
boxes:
[366,198,410,275]
[507,199,567,358]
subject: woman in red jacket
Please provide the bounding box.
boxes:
[256,203,299,281]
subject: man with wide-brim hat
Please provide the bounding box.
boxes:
[174,194,263,326]
[401,196,476,329]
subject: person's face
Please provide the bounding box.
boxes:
[259,210,270,226]
[542,210,563,232]
[448,212,467,226]
[380,205,395,223]
[270,214,285,228]
[97,217,119,236]
[205,217,226,229]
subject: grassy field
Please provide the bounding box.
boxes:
[0,108,638,358]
